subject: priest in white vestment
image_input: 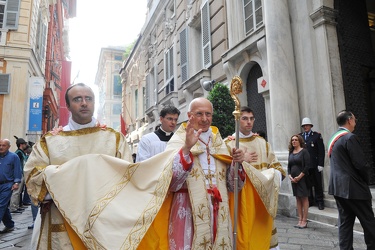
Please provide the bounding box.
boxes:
[24,83,133,249]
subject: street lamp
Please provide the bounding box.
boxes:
[202,80,216,91]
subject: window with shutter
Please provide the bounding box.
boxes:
[243,0,263,35]
[201,0,212,69]
[40,23,47,59]
[145,73,150,109]
[0,73,10,94]
[4,0,20,30]
[143,87,146,115]
[0,2,5,44]
[135,89,138,118]
[168,48,173,79]
[164,46,174,95]
[35,13,41,53]
[165,51,169,80]
[180,28,189,83]
[153,66,157,105]
[0,2,6,28]
[113,75,122,97]
[36,12,47,61]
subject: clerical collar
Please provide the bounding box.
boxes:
[155,128,174,142]
[160,127,172,136]
[65,117,97,131]
[239,131,253,139]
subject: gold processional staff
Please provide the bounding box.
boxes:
[230,76,243,250]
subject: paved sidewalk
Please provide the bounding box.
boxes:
[276,214,367,250]
[0,206,368,249]
[0,206,33,249]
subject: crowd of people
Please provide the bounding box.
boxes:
[0,136,35,235]
[287,112,375,250]
[0,82,373,249]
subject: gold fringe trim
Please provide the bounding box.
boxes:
[50,223,66,232]
[38,182,48,203]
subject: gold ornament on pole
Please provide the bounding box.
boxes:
[230,76,243,250]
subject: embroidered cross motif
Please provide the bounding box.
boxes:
[205,172,215,184]
[190,168,200,180]
[219,237,229,249]
[199,235,211,250]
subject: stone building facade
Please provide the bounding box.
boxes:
[44,0,75,133]
[95,47,125,130]
[120,0,375,215]
[0,0,75,144]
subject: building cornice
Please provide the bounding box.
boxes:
[310,6,338,29]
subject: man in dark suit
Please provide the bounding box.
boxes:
[328,110,375,249]
[300,117,325,210]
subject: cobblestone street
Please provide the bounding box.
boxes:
[276,213,366,250]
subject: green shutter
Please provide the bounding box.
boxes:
[0,74,10,94]
[5,0,21,29]
[180,28,188,82]
[201,0,212,69]
[40,23,47,59]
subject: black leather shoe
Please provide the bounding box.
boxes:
[0,227,14,234]
[318,203,324,210]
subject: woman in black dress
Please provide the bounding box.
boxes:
[288,134,311,229]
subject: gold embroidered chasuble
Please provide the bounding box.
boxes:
[25,127,174,249]
[165,124,233,249]
[225,135,285,249]
[25,127,131,205]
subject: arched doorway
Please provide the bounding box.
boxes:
[246,63,267,139]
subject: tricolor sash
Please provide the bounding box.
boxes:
[327,129,349,157]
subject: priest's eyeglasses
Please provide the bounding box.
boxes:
[165,117,178,122]
[241,116,255,122]
[72,96,94,103]
[193,112,212,118]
